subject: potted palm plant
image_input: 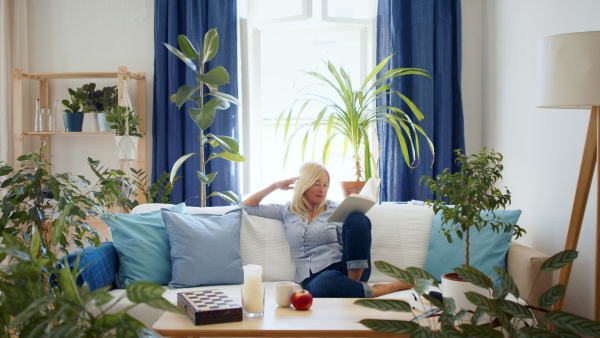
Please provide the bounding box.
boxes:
[277,55,434,196]
[420,148,526,312]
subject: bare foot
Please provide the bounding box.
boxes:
[370,280,413,298]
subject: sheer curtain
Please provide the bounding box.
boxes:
[153,0,239,206]
[0,0,28,167]
[376,0,465,202]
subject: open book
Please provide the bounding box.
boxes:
[326,178,380,222]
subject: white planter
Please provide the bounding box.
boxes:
[115,135,139,160]
[96,112,112,132]
[441,273,491,314]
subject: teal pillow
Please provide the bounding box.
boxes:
[101,203,186,288]
[161,208,243,289]
[422,209,521,287]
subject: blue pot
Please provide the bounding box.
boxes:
[63,113,84,132]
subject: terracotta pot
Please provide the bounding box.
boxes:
[340,181,366,198]
[441,272,491,314]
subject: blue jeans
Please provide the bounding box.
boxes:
[301,212,372,298]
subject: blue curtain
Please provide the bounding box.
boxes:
[153,0,239,206]
[376,0,465,202]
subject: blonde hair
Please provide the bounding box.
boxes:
[289,162,330,222]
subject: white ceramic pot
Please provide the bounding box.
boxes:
[441,272,491,314]
[115,135,139,160]
[96,112,112,132]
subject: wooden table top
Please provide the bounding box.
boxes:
[153,296,416,337]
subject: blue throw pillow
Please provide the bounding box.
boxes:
[161,208,243,289]
[422,209,521,287]
[54,242,118,291]
[101,202,186,288]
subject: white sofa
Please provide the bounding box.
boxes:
[102,203,553,328]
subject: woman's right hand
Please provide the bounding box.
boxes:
[273,177,298,191]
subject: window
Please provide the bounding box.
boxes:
[239,0,377,202]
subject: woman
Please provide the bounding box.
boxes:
[240,162,411,298]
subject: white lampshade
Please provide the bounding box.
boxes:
[536,31,600,109]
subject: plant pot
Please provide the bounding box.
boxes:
[96,112,112,132]
[115,135,140,160]
[340,181,366,198]
[63,113,85,132]
[441,272,490,314]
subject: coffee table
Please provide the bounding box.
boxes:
[152,296,415,337]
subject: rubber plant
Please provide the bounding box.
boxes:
[276,55,434,181]
[355,252,600,337]
[164,28,243,207]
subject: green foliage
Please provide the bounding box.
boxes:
[164,29,243,207]
[61,88,93,114]
[87,157,177,213]
[276,55,434,181]
[105,105,143,137]
[0,151,106,254]
[420,148,526,266]
[80,83,118,112]
[356,252,600,337]
[0,229,182,337]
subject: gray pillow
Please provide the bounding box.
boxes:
[161,208,243,289]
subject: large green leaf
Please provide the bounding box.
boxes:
[189,107,215,130]
[414,278,433,297]
[170,153,197,183]
[126,281,165,303]
[406,267,439,287]
[206,91,240,105]
[538,284,565,309]
[458,324,503,338]
[207,151,245,163]
[146,298,184,314]
[175,85,200,108]
[207,134,239,154]
[540,250,578,272]
[164,42,196,71]
[177,34,199,59]
[374,261,414,285]
[206,190,239,204]
[203,28,219,63]
[354,299,411,312]
[197,66,229,85]
[493,265,519,299]
[519,327,556,337]
[51,203,73,247]
[196,171,217,185]
[454,265,493,289]
[359,319,419,334]
[544,310,600,337]
[465,292,513,335]
[494,299,533,319]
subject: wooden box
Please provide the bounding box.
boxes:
[177,289,243,326]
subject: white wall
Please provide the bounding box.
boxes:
[25,0,154,179]
[480,0,600,318]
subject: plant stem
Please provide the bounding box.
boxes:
[199,58,206,208]
[465,222,470,267]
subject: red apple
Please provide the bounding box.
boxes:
[291,289,313,310]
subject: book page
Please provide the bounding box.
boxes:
[326,178,380,222]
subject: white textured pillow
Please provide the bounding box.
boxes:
[240,211,295,282]
[366,204,434,283]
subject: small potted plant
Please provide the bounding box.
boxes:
[95,85,118,132]
[61,88,92,132]
[106,105,142,160]
[420,148,526,311]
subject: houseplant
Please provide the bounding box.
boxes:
[106,105,142,160]
[356,253,600,337]
[420,148,526,310]
[61,88,92,132]
[164,28,244,207]
[82,83,118,132]
[276,55,434,194]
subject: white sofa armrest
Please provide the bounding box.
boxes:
[507,242,553,320]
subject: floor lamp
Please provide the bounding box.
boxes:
[536,31,600,321]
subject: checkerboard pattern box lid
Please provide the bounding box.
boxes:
[176,289,243,325]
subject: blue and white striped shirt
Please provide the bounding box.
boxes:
[240,200,342,283]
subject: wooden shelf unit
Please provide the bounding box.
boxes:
[12,66,147,204]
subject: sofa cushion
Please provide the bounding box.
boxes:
[423,209,522,287]
[366,204,434,283]
[162,208,244,288]
[55,242,118,291]
[102,202,186,288]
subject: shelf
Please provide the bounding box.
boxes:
[23,131,147,136]
[22,71,145,81]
